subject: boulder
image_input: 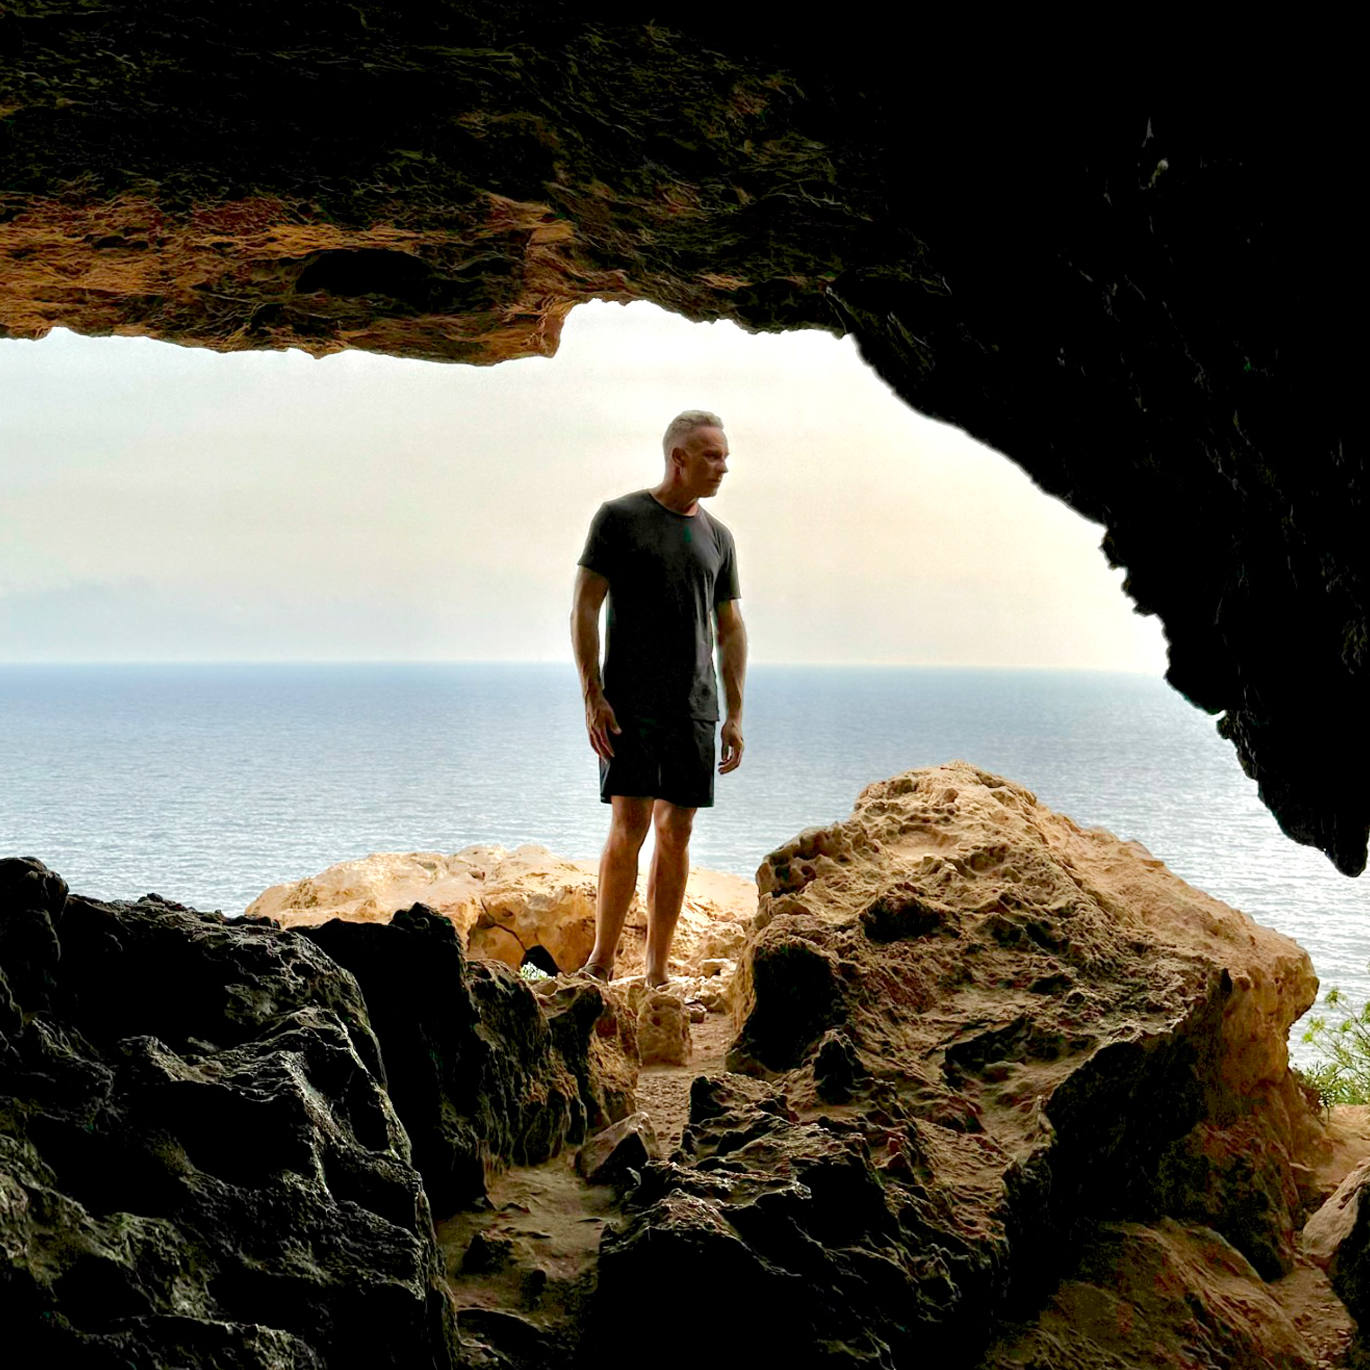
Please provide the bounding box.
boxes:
[0,859,458,1369]
[984,1220,1318,1369]
[248,845,604,972]
[588,764,1324,1365]
[576,1112,660,1187]
[634,990,691,1068]
[1303,1157,1370,1325]
[302,902,633,1215]
[0,858,635,1366]
[249,845,754,979]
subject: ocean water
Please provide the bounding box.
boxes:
[3,662,1366,1062]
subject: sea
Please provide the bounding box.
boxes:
[2,662,1366,1065]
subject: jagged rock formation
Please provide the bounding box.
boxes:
[588,763,1336,1366]
[0,13,1362,873]
[299,902,630,1215]
[250,843,754,977]
[0,855,625,1367]
[5,760,1367,1365]
[1305,1159,1370,1326]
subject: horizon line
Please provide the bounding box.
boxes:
[0,656,1165,677]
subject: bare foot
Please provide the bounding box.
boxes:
[577,960,612,982]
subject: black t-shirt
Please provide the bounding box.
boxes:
[579,490,740,722]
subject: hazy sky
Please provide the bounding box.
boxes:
[1,300,1166,671]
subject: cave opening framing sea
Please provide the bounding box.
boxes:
[2,659,1365,1064]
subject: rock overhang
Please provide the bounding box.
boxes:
[1,13,1363,872]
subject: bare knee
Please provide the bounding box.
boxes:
[608,798,653,853]
[653,802,696,853]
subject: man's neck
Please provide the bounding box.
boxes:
[649,480,699,516]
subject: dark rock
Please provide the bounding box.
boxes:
[0,877,458,1368]
[0,856,69,917]
[458,1307,561,1370]
[303,902,617,1214]
[984,1220,1318,1369]
[461,1230,515,1274]
[812,1028,866,1104]
[575,1111,659,1187]
[1155,1117,1302,1279]
[726,921,846,1073]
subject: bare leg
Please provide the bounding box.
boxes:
[644,800,696,987]
[582,795,653,978]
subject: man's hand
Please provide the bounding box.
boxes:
[716,599,747,776]
[719,717,744,774]
[585,687,621,760]
[572,567,617,758]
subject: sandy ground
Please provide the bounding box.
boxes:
[437,1005,737,1358]
[633,1009,735,1152]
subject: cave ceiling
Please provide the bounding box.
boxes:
[1,7,1364,873]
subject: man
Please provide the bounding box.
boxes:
[570,409,747,987]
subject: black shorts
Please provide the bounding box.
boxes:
[599,716,716,809]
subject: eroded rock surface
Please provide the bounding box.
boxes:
[300,901,631,1215]
[0,857,457,1368]
[0,16,1363,872]
[1305,1158,1370,1328]
[2,763,1358,1366]
[589,763,1331,1366]
[249,843,754,978]
[0,854,634,1367]
[985,1220,1319,1370]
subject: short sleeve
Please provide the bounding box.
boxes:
[578,503,617,580]
[714,528,740,606]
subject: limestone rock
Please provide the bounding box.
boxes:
[248,845,754,980]
[575,1112,660,1187]
[635,989,691,1068]
[0,859,458,1368]
[248,845,604,973]
[302,902,632,1215]
[1303,1157,1370,1324]
[983,1220,1319,1369]
[587,764,1325,1365]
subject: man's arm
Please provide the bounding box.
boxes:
[716,598,747,774]
[571,565,620,759]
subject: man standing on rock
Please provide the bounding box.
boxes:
[571,409,747,987]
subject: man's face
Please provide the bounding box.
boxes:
[675,426,729,498]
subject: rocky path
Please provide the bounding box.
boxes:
[438,1004,736,1367]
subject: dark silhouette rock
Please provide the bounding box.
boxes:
[303,902,625,1215]
[0,860,458,1367]
[575,1111,659,1188]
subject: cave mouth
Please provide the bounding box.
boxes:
[0,14,1363,877]
[4,300,1363,1034]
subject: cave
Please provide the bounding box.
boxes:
[0,10,1363,881]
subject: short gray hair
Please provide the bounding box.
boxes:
[662,409,723,458]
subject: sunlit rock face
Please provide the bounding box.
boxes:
[592,764,1328,1364]
[0,13,1363,871]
